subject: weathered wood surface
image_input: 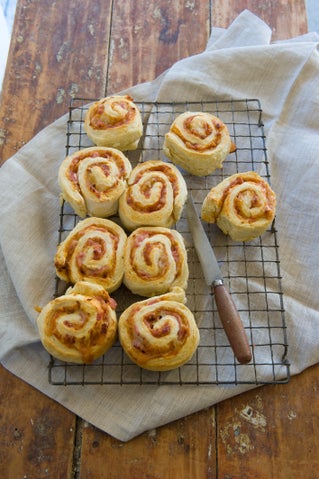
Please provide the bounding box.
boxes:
[79,408,216,479]
[216,364,319,479]
[212,0,308,39]
[0,365,75,478]
[1,1,317,478]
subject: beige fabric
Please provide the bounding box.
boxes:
[1,10,319,441]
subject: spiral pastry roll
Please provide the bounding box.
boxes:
[37,281,117,364]
[163,111,235,176]
[201,171,277,241]
[55,217,127,292]
[119,287,199,371]
[118,160,187,230]
[58,146,132,218]
[84,95,143,150]
[124,227,189,297]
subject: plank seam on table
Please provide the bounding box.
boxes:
[214,405,219,479]
[72,416,84,478]
[105,0,115,97]
[72,0,115,472]
[72,0,115,470]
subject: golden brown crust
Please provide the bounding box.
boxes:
[201,171,276,241]
[54,217,127,292]
[37,281,117,364]
[118,287,199,371]
[118,160,188,230]
[58,146,132,218]
[84,95,143,150]
[163,112,233,176]
[123,227,189,297]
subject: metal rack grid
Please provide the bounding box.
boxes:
[48,98,290,386]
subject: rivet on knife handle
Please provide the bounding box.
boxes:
[212,279,252,364]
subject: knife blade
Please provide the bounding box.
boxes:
[186,195,252,364]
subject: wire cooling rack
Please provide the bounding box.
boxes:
[48,98,290,386]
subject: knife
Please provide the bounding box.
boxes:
[186,195,252,364]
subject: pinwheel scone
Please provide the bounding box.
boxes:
[201,171,276,241]
[37,281,117,364]
[54,217,127,293]
[118,160,187,230]
[124,227,189,297]
[118,287,199,371]
[58,146,132,218]
[84,95,143,150]
[163,111,235,176]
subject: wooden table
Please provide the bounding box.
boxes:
[1,1,318,477]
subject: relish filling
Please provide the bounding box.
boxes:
[89,101,136,129]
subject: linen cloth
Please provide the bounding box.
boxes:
[1,10,319,441]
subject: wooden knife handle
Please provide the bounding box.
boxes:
[213,283,252,364]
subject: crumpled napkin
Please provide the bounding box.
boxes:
[1,10,319,441]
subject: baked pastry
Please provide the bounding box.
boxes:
[118,287,199,371]
[58,146,132,218]
[123,226,189,297]
[55,217,127,292]
[37,281,117,364]
[118,160,187,230]
[201,171,276,241]
[163,111,235,176]
[84,95,143,150]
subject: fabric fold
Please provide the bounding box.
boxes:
[206,10,272,50]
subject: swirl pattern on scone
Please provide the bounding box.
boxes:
[118,160,187,230]
[54,217,127,293]
[118,287,199,371]
[163,111,235,176]
[84,95,143,150]
[123,227,189,297]
[58,146,132,218]
[201,171,276,241]
[37,281,117,364]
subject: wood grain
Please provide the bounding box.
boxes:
[0,365,75,478]
[212,0,308,40]
[217,364,319,478]
[79,408,216,479]
[0,0,112,163]
[107,0,210,94]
